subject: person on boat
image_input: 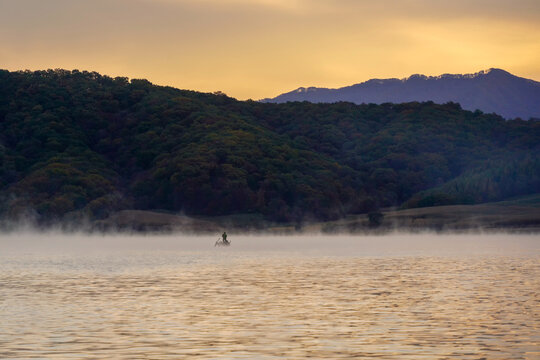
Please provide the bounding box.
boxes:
[222,231,229,244]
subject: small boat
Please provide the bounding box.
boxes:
[215,238,231,247]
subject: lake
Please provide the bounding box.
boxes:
[1,232,539,359]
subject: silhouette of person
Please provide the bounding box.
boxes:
[222,231,228,244]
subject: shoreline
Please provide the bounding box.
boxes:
[2,199,539,234]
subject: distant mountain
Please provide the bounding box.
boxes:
[262,69,540,120]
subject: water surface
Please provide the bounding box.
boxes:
[1,233,539,359]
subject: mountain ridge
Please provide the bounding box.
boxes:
[262,68,540,120]
[0,69,538,226]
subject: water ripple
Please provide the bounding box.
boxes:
[1,248,539,359]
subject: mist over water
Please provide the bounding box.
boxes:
[2,231,538,257]
[1,232,539,359]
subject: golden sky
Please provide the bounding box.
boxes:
[1,0,539,99]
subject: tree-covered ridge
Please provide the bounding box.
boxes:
[0,69,538,224]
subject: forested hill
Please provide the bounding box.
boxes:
[0,69,539,225]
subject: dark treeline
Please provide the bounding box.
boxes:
[0,69,538,224]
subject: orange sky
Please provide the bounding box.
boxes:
[1,0,539,99]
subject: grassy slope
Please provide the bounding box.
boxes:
[94,194,540,233]
[317,194,540,233]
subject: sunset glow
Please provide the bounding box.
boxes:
[1,0,539,99]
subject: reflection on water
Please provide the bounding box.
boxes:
[0,233,539,359]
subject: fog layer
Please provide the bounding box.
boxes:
[1,231,538,258]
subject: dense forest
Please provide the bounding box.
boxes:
[0,69,539,225]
